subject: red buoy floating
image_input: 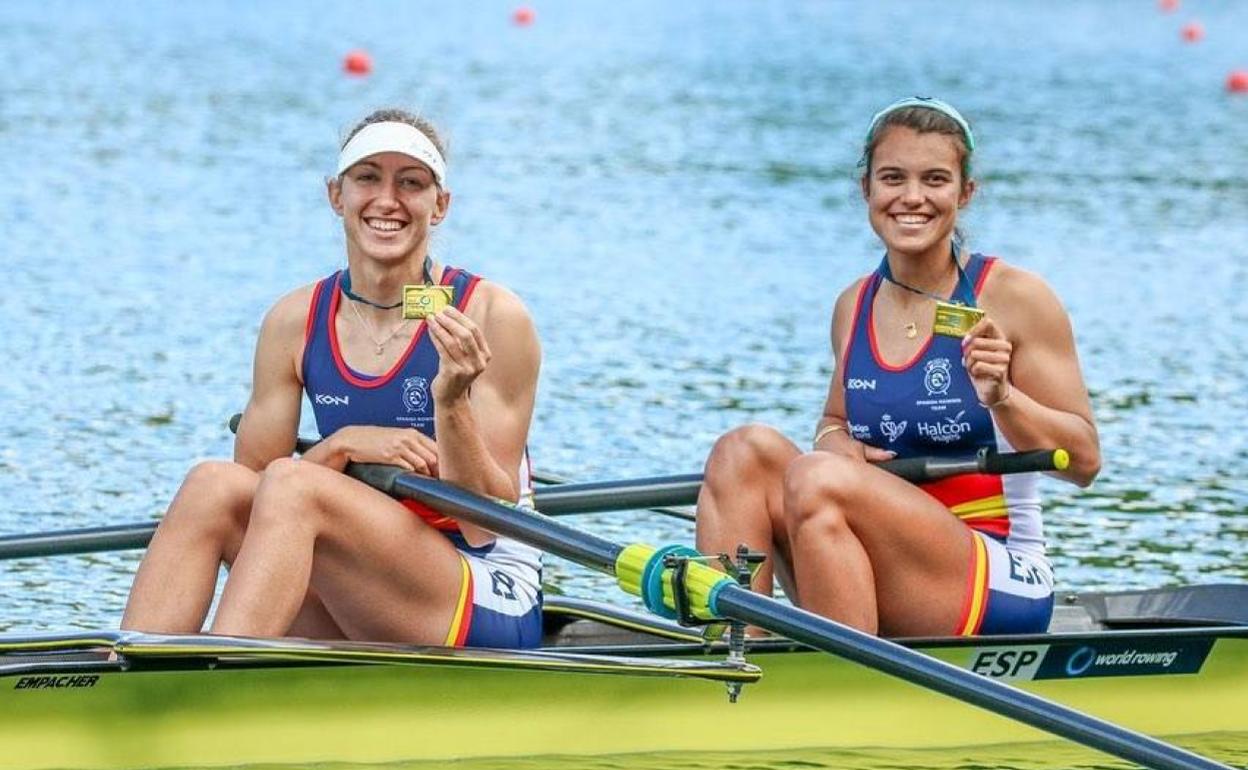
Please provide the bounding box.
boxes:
[512,6,535,26]
[1228,70,1248,94]
[343,50,373,77]
[1158,0,1179,12]
[1181,22,1204,43]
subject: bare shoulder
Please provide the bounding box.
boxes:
[979,259,1070,339]
[830,275,871,351]
[262,282,319,336]
[466,280,536,335]
[833,276,870,316]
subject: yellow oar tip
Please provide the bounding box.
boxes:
[1053,449,1070,471]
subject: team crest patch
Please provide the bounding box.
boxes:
[402,376,430,413]
[924,358,953,396]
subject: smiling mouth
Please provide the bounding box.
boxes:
[892,213,932,226]
[365,217,407,233]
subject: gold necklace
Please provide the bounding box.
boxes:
[348,298,412,356]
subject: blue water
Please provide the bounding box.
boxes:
[1,0,1246,637]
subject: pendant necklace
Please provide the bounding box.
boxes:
[877,245,976,340]
[348,298,411,356]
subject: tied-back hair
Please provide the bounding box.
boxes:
[340,108,449,163]
[860,106,973,186]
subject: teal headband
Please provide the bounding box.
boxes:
[861,97,976,166]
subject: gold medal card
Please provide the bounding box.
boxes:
[932,301,985,338]
[402,285,454,320]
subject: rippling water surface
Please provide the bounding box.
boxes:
[1,1,1247,764]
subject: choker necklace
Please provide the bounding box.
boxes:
[341,256,434,310]
[877,246,976,339]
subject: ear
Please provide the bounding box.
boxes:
[431,189,452,225]
[860,173,871,202]
[958,178,977,209]
[326,176,344,216]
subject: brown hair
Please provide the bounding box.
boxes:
[860,106,972,187]
[340,108,449,163]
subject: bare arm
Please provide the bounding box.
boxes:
[813,278,895,461]
[427,284,541,546]
[233,287,313,471]
[967,264,1100,486]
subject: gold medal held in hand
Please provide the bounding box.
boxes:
[402,285,454,320]
[932,300,985,338]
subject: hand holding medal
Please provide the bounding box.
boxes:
[959,315,1013,408]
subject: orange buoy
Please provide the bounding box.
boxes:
[512,6,535,26]
[1228,70,1248,94]
[1158,0,1179,12]
[343,50,373,77]
[1181,22,1204,43]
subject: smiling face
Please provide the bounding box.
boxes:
[862,126,975,261]
[327,152,451,265]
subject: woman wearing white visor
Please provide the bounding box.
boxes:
[122,108,544,647]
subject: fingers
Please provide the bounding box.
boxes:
[341,426,439,474]
[405,437,439,477]
[862,444,897,462]
[961,316,1012,405]
[961,316,1012,375]
[427,308,491,401]
[963,315,1005,340]
[398,446,435,476]
[427,308,491,365]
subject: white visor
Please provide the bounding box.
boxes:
[336,121,447,187]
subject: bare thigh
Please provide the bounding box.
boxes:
[247,458,469,643]
[784,452,975,637]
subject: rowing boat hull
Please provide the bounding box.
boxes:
[1,628,1244,769]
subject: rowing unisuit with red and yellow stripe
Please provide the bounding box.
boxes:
[842,253,1054,636]
[301,267,543,649]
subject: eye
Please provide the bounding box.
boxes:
[352,171,379,183]
[399,177,430,190]
[879,172,903,184]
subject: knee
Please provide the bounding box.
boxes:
[166,460,255,534]
[704,424,791,485]
[782,453,862,533]
[252,458,324,527]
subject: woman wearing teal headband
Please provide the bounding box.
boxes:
[696,98,1101,637]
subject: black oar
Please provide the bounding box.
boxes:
[345,463,1229,770]
[0,445,1065,560]
[532,469,696,522]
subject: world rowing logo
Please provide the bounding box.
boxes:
[879,414,907,443]
[402,377,430,413]
[924,358,953,396]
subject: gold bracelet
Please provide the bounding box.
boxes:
[812,424,845,447]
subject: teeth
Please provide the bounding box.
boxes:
[895,214,930,225]
[366,218,404,232]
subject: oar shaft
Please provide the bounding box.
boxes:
[716,586,1229,770]
[0,523,156,560]
[533,474,702,515]
[352,464,625,574]
[0,448,1064,561]
[532,471,696,521]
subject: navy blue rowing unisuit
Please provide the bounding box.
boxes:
[301,267,543,648]
[842,253,1053,635]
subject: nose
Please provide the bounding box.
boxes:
[373,176,401,208]
[900,179,924,206]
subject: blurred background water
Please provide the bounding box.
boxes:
[1,0,1246,634]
